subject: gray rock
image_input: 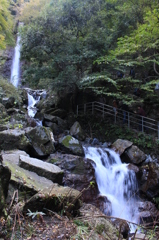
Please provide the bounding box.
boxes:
[25,126,55,157]
[59,135,84,156]
[70,121,85,141]
[124,145,146,165]
[111,139,133,155]
[4,160,54,193]
[0,129,31,151]
[19,155,64,184]
[22,184,81,215]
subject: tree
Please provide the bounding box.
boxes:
[0,0,14,49]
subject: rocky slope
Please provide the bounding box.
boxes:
[0,86,159,239]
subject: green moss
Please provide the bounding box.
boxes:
[62,135,73,147]
[95,224,105,234]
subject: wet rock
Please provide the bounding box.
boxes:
[25,126,55,157]
[59,135,84,156]
[70,121,85,141]
[92,138,100,146]
[111,139,133,155]
[137,201,159,225]
[139,162,159,199]
[19,155,64,184]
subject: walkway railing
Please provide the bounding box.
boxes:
[77,101,159,139]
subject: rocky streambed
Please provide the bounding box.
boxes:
[0,88,159,239]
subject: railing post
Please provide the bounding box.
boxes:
[128,112,130,128]
[77,105,78,116]
[92,102,94,115]
[142,116,144,132]
[158,122,159,139]
[103,104,104,118]
[84,104,86,114]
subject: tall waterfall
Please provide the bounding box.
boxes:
[10,34,21,87]
[84,146,138,226]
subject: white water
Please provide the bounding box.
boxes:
[10,35,21,87]
[27,93,40,118]
[84,146,138,226]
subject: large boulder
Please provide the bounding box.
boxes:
[58,135,84,156]
[19,155,64,184]
[48,152,98,203]
[0,129,31,152]
[111,139,133,155]
[139,162,159,199]
[0,164,11,214]
[25,126,55,157]
[22,184,81,215]
[2,96,15,109]
[70,121,86,141]
[43,114,67,135]
[123,145,146,165]
[3,160,54,193]
[137,201,159,225]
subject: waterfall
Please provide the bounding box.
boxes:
[27,93,41,117]
[84,146,138,226]
[10,34,21,87]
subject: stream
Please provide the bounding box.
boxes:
[10,23,139,233]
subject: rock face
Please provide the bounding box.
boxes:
[19,155,64,184]
[59,135,84,156]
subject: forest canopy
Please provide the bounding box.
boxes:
[18,0,159,104]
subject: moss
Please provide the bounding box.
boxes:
[62,135,73,147]
[95,224,105,234]
[49,158,58,164]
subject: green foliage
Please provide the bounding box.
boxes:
[0,0,14,49]
[0,77,22,102]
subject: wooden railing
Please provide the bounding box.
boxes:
[77,101,159,139]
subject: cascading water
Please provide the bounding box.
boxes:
[27,93,40,118]
[84,146,139,228]
[10,34,21,87]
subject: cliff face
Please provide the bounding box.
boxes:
[0,48,14,79]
